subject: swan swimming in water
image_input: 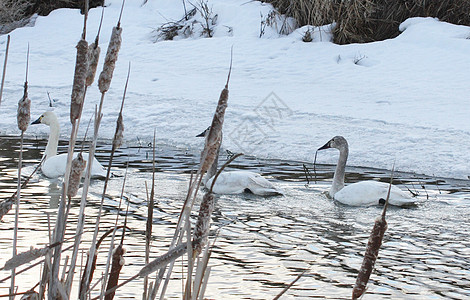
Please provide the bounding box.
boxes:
[31,111,106,178]
[318,136,416,206]
[197,127,282,196]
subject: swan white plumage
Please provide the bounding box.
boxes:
[31,111,106,178]
[198,127,282,196]
[318,136,416,206]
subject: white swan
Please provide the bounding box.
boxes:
[31,111,106,178]
[318,136,416,206]
[197,127,282,196]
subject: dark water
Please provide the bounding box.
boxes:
[0,136,469,299]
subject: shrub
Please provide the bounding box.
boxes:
[262,0,470,44]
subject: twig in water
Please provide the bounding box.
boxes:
[312,150,319,184]
[46,91,53,107]
[302,164,314,185]
[273,270,308,300]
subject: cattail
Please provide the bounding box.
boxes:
[193,192,214,257]
[138,241,193,277]
[113,113,124,149]
[3,246,49,270]
[105,245,126,300]
[200,60,231,173]
[67,153,86,199]
[70,39,89,122]
[86,42,100,87]
[98,26,122,93]
[17,85,30,132]
[352,215,387,299]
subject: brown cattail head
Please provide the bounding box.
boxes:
[352,215,388,300]
[200,86,228,173]
[86,42,101,87]
[193,192,215,257]
[105,244,126,300]
[70,39,89,123]
[67,153,86,199]
[17,84,31,132]
[113,113,124,149]
[98,26,122,93]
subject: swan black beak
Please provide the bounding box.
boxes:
[318,140,331,151]
[196,126,211,137]
[31,116,42,125]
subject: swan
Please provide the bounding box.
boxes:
[31,111,106,179]
[197,127,282,196]
[317,136,416,206]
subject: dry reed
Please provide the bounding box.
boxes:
[0,35,10,107]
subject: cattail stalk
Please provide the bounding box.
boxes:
[143,130,156,299]
[76,2,126,294]
[11,45,31,300]
[92,236,201,300]
[156,51,232,299]
[80,63,129,299]
[0,35,10,107]
[352,170,394,299]
[188,153,242,299]
[100,164,129,300]
[51,5,91,297]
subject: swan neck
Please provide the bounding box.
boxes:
[330,145,348,197]
[44,121,60,160]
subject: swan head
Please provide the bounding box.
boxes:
[31,111,58,127]
[318,136,348,151]
[196,126,211,137]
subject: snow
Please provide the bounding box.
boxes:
[1,0,469,180]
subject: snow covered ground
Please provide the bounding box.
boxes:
[1,0,469,180]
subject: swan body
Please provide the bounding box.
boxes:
[318,136,415,207]
[334,180,414,206]
[206,170,282,196]
[32,111,106,179]
[198,127,282,196]
[41,152,106,179]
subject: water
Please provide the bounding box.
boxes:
[0,136,469,299]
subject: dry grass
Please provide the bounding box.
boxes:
[263,0,470,44]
